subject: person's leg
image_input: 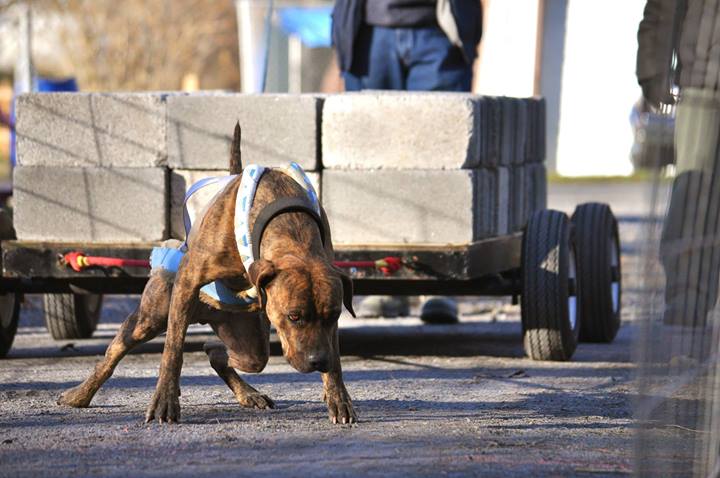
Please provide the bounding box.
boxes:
[343,25,405,91]
[404,27,472,92]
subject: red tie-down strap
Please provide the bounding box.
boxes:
[62,251,153,272]
[62,252,404,276]
[333,257,402,276]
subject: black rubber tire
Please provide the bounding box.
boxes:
[521,210,580,361]
[572,203,622,343]
[43,294,103,340]
[0,293,20,358]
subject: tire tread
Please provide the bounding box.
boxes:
[43,294,102,340]
[572,203,621,343]
[522,210,578,361]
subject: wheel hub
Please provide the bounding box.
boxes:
[568,246,578,331]
[610,236,620,314]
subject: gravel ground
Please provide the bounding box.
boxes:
[0,182,654,477]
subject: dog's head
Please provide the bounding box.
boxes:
[248,255,355,373]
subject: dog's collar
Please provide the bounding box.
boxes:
[250,197,326,262]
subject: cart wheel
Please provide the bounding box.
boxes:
[43,294,103,340]
[521,210,579,361]
[0,293,20,358]
[572,203,621,343]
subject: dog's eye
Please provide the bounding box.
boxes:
[287,313,301,322]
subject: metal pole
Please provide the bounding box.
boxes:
[259,0,274,93]
[235,0,274,93]
[14,2,33,94]
[288,35,302,93]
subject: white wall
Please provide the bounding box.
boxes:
[475,0,647,177]
[555,0,646,176]
[474,0,539,98]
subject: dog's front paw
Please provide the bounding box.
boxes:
[238,392,275,410]
[57,385,92,408]
[324,390,357,425]
[145,385,180,424]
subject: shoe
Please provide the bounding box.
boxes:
[356,296,410,318]
[420,297,458,324]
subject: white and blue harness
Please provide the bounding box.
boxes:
[149,162,322,309]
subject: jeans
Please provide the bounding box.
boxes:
[343,24,473,92]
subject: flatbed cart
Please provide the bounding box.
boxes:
[0,202,622,362]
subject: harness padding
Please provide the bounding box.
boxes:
[150,162,320,309]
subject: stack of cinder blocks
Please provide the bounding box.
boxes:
[321,92,546,244]
[13,91,545,245]
[13,92,323,242]
[165,93,322,239]
[14,93,170,242]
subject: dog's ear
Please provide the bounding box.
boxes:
[333,266,355,318]
[248,259,276,309]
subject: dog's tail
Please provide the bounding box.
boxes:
[229,121,242,174]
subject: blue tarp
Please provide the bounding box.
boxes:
[277,6,332,48]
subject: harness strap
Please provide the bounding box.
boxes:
[182,175,237,239]
[235,165,267,271]
[250,197,326,261]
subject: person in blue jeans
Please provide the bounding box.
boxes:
[333,0,482,92]
[331,0,483,321]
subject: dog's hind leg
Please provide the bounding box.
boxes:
[57,271,174,408]
[204,313,274,409]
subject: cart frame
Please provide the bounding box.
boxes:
[1,234,523,296]
[0,203,623,362]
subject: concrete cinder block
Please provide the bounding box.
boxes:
[525,99,537,163]
[500,97,516,166]
[536,97,546,162]
[510,163,546,231]
[510,166,527,231]
[498,97,530,166]
[476,167,510,238]
[526,163,547,214]
[16,93,169,168]
[170,169,320,239]
[322,170,479,244]
[514,100,528,165]
[525,97,546,163]
[167,93,322,171]
[480,97,502,168]
[13,166,167,242]
[322,92,481,169]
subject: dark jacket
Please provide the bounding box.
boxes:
[332,0,483,72]
[637,0,720,99]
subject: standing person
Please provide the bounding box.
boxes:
[637,0,720,328]
[332,0,482,92]
[331,0,483,321]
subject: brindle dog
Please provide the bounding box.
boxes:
[57,124,357,425]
